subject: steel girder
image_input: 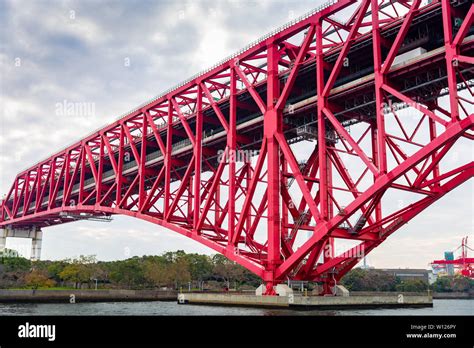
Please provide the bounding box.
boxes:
[1,0,473,295]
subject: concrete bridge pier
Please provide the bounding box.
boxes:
[0,227,42,260]
[0,229,5,253]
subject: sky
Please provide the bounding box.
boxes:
[0,0,472,269]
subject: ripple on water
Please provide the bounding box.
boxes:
[0,299,472,316]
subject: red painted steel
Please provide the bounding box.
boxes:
[1,0,473,295]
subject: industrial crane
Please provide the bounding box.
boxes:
[431,237,474,279]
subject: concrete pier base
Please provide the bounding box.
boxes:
[177,292,433,309]
[255,284,293,296]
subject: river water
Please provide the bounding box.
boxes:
[0,299,472,316]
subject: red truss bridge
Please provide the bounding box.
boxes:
[1,0,473,295]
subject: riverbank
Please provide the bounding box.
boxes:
[178,292,433,309]
[351,291,473,299]
[432,291,474,299]
[0,289,471,304]
[0,289,177,303]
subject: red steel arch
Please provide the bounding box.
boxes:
[1,0,473,295]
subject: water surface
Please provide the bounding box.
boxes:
[0,299,472,316]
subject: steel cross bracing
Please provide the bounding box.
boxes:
[1,0,473,295]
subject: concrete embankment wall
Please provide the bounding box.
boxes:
[351,291,473,299]
[432,292,473,299]
[0,289,177,303]
[350,291,429,296]
[178,292,433,309]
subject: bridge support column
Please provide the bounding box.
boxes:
[262,39,282,295]
[31,230,43,261]
[322,278,336,296]
[0,226,42,261]
[0,229,6,254]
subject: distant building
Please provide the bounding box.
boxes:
[375,268,430,283]
[444,251,455,276]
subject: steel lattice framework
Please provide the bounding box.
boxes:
[1,0,473,295]
[431,236,473,278]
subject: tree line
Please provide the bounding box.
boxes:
[340,268,473,293]
[0,250,472,292]
[0,250,260,290]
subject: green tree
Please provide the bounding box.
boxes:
[162,250,187,263]
[395,279,428,292]
[431,276,453,292]
[0,255,31,272]
[168,257,191,289]
[109,257,147,289]
[431,275,474,292]
[143,257,171,288]
[184,253,213,286]
[59,264,84,288]
[24,269,55,289]
[212,254,245,289]
[46,261,68,283]
[59,255,98,289]
[341,268,398,291]
[452,275,473,292]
